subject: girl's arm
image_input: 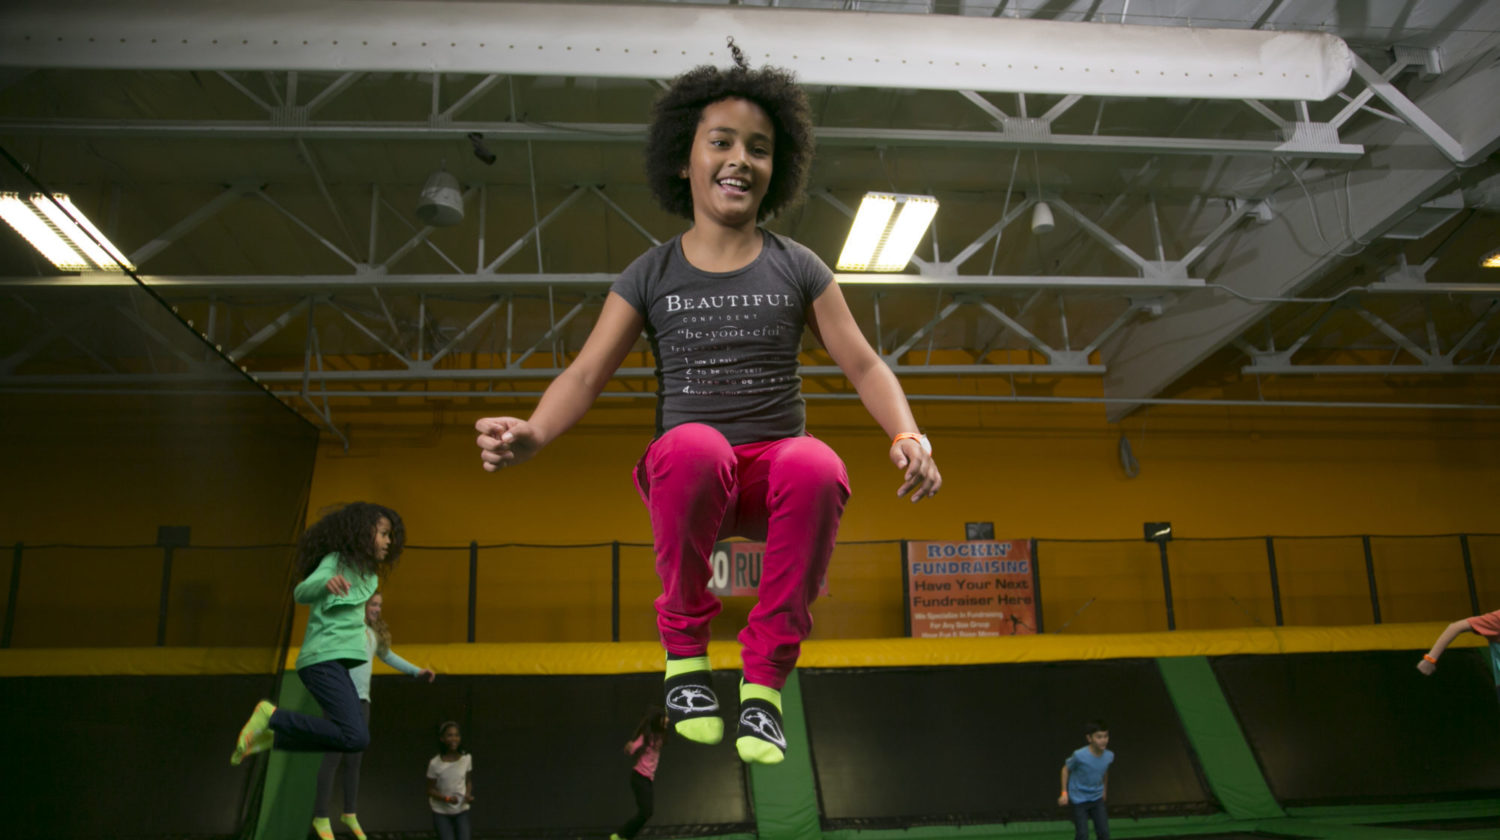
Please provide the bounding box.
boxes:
[377,647,434,681]
[464,769,474,803]
[292,555,340,604]
[476,292,643,470]
[1418,618,1476,674]
[426,776,447,803]
[807,282,941,502]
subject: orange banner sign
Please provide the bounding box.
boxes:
[906,540,1036,638]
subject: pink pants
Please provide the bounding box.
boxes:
[633,423,850,689]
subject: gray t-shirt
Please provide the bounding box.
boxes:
[610,230,833,445]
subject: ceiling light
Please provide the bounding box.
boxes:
[1031,201,1055,235]
[416,168,464,226]
[0,192,132,271]
[1482,248,1500,269]
[836,193,939,272]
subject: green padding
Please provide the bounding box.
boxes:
[251,673,325,840]
[1155,656,1283,820]
[749,670,822,840]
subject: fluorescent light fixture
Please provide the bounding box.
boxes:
[0,193,90,270]
[1482,248,1500,269]
[837,192,939,272]
[0,191,133,271]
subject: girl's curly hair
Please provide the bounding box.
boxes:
[295,501,405,582]
[644,40,814,223]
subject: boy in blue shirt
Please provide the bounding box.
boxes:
[1058,720,1113,840]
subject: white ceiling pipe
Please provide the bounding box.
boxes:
[1,0,1352,101]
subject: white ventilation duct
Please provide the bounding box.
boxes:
[1,1,1354,102]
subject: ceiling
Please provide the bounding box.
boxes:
[1,0,1498,442]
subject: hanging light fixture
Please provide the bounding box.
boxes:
[1031,201,1055,235]
[0,192,133,271]
[415,168,465,226]
[1482,247,1500,269]
[836,192,939,272]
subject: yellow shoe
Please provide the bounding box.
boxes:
[311,817,334,840]
[230,700,275,765]
[339,814,367,840]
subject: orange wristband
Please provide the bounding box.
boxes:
[1422,654,1438,664]
[893,432,923,447]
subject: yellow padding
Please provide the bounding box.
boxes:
[0,624,1482,677]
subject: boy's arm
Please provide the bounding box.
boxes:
[1418,618,1476,674]
[1058,764,1070,805]
[808,282,941,502]
[292,555,338,604]
[476,293,642,469]
[1103,770,1108,800]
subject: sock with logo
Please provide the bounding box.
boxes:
[311,817,333,840]
[339,814,367,840]
[736,681,786,765]
[664,653,722,745]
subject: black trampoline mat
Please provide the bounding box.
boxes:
[1210,648,1500,805]
[801,660,1215,826]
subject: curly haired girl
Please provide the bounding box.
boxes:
[476,42,941,765]
[230,502,406,769]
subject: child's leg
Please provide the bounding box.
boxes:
[614,771,655,839]
[453,810,472,840]
[268,662,369,753]
[733,436,848,688]
[431,813,457,840]
[1069,800,1091,840]
[1089,798,1109,840]
[335,702,369,838]
[730,435,848,763]
[313,751,342,818]
[340,700,371,815]
[635,423,737,743]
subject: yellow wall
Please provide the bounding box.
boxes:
[302,399,1500,644]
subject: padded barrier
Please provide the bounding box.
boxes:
[801,659,1216,827]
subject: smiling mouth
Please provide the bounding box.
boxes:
[717,177,750,194]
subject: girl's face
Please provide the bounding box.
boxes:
[681,97,774,230]
[365,593,383,624]
[441,725,462,752]
[372,516,393,561]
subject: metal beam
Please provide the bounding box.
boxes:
[0,272,1215,291]
[1100,25,1500,422]
[1,0,1353,100]
[0,117,1366,159]
[129,182,255,266]
[1351,54,1468,163]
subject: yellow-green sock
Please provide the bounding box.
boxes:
[735,681,786,765]
[311,817,333,840]
[339,813,366,840]
[664,654,723,745]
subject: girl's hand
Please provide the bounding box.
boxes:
[418,668,437,683]
[891,439,942,502]
[447,794,461,805]
[476,417,541,471]
[325,575,351,596]
[464,792,475,803]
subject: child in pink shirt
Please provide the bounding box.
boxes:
[1418,608,1500,698]
[611,707,669,840]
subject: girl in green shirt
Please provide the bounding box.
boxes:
[230,502,406,766]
